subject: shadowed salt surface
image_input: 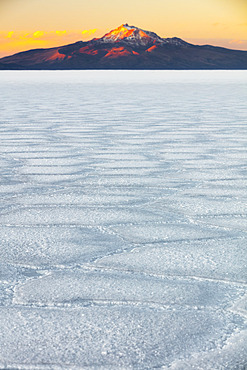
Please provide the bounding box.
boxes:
[0,70,247,369]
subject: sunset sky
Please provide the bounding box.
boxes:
[0,0,247,57]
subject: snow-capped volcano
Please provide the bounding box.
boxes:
[1,23,247,70]
[97,24,187,47]
[98,24,167,46]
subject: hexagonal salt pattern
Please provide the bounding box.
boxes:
[0,70,246,369]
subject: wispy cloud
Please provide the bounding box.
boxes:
[81,29,97,36]
[56,31,67,36]
[33,31,44,38]
[1,29,97,42]
[229,39,244,44]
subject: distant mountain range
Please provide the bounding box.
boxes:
[1,24,247,70]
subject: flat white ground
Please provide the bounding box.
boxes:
[0,70,246,369]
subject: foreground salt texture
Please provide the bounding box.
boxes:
[0,70,246,369]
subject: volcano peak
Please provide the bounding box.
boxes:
[98,24,166,46]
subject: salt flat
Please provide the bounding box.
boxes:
[0,70,246,369]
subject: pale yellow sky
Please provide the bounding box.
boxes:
[0,0,246,57]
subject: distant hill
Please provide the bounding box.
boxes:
[1,24,247,70]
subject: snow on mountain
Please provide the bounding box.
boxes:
[97,23,186,46]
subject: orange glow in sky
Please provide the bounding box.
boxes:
[0,0,246,57]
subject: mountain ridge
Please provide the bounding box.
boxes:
[1,24,247,70]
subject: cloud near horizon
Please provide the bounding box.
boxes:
[3,29,97,40]
[229,39,244,45]
[81,29,97,35]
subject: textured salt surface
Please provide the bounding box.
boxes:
[0,70,247,369]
